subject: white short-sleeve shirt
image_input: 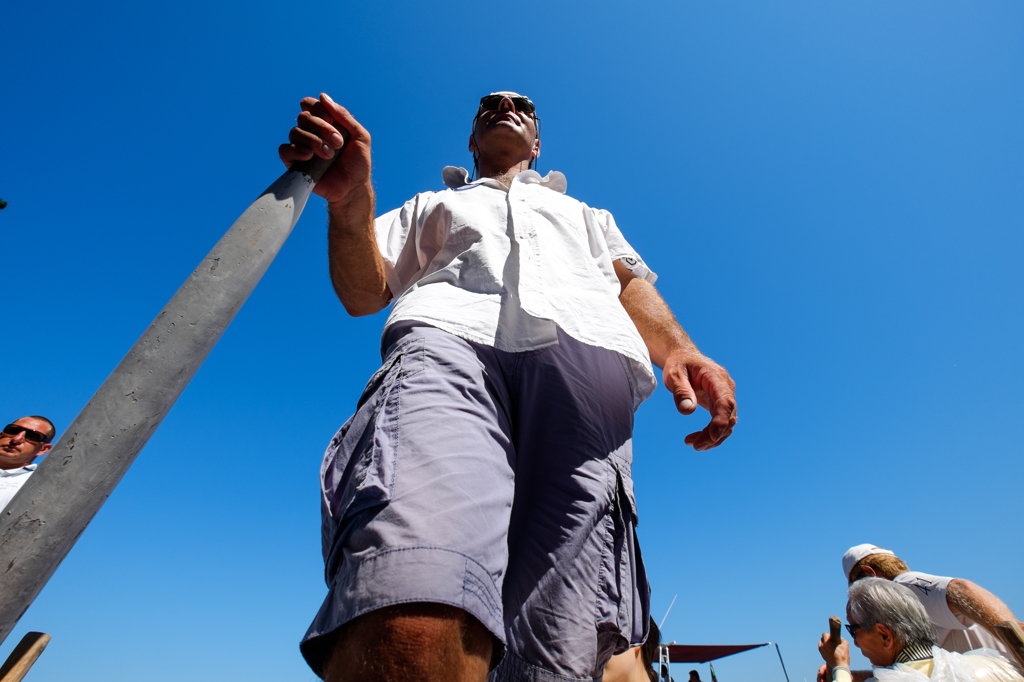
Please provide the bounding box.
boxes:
[894,571,1011,656]
[0,464,36,511]
[375,167,658,406]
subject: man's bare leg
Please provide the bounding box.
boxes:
[324,603,494,682]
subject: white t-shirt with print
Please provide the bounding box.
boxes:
[894,571,1011,657]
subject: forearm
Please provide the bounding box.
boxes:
[618,274,697,368]
[614,261,736,446]
[326,182,391,316]
[947,579,1019,629]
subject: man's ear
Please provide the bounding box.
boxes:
[39,444,51,456]
[861,565,878,578]
[468,132,478,155]
[876,624,895,649]
[532,137,541,159]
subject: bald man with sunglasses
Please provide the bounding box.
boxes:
[0,416,55,511]
[280,91,738,682]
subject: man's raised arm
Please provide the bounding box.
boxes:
[614,261,737,451]
[946,580,1024,645]
[279,93,391,316]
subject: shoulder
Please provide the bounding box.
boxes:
[895,572,953,593]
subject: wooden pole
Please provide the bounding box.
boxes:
[0,632,51,682]
[0,150,341,645]
[828,616,843,649]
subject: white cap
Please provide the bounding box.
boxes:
[842,544,895,580]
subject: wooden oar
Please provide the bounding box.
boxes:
[0,632,51,682]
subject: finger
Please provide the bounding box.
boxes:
[694,369,737,443]
[278,142,314,167]
[289,126,335,159]
[297,111,346,150]
[299,96,332,122]
[708,406,737,444]
[319,93,366,144]
[684,425,717,451]
[684,420,734,451]
[673,388,697,415]
[663,366,697,415]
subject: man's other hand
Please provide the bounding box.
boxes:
[279,93,372,206]
[662,350,737,450]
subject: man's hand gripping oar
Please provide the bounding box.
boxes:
[817,616,851,682]
[281,93,391,317]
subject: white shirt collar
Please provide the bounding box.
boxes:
[442,166,568,194]
[0,463,36,476]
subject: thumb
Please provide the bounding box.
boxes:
[666,370,697,415]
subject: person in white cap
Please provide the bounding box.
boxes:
[841,544,1023,680]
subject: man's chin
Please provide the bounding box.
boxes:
[485,121,525,135]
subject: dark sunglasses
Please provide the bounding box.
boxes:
[2,424,52,444]
[845,622,868,637]
[478,94,536,115]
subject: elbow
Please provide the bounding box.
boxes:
[330,272,392,317]
[337,288,392,317]
[343,300,388,317]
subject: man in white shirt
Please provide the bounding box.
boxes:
[0,416,55,511]
[840,544,1024,680]
[281,91,737,682]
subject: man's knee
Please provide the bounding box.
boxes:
[324,603,494,682]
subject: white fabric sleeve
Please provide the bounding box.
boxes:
[894,572,967,632]
[374,196,424,298]
[588,207,657,285]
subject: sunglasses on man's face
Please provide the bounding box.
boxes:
[478,94,536,116]
[845,622,868,637]
[2,424,51,444]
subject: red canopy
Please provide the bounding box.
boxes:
[667,643,769,663]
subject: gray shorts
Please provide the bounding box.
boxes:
[301,323,650,681]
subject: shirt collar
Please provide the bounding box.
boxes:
[442,166,568,194]
[894,643,933,664]
[0,463,36,476]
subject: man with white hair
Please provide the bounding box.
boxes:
[279,91,738,682]
[842,544,1022,668]
[818,578,1023,682]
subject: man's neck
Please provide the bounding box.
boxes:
[478,158,533,188]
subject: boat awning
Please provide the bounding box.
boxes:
[667,643,770,663]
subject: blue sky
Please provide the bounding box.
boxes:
[2,1,1022,680]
